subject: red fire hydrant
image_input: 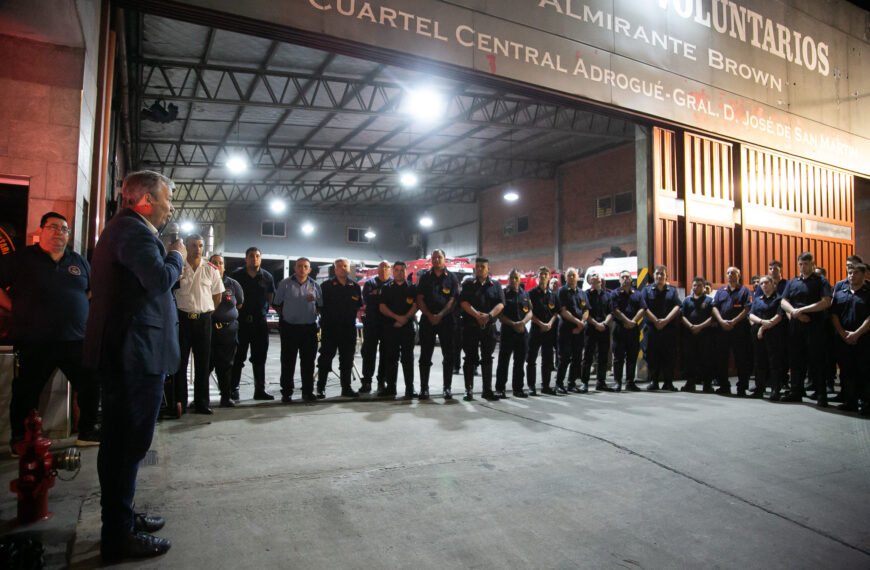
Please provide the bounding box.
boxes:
[9,410,58,524]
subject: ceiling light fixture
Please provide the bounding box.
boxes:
[226,155,248,174]
[402,87,447,123]
[301,222,315,236]
[399,171,419,188]
[180,221,195,233]
[270,199,287,214]
[364,229,377,239]
[419,216,434,229]
[503,191,519,202]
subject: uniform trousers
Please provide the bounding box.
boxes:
[496,327,527,393]
[175,311,212,409]
[463,325,497,394]
[419,319,454,391]
[681,328,712,388]
[361,321,386,386]
[556,326,583,387]
[317,324,356,392]
[644,325,677,385]
[209,319,238,399]
[611,325,640,385]
[836,335,869,408]
[752,325,786,394]
[11,340,99,441]
[787,318,825,399]
[715,323,753,391]
[526,327,556,390]
[581,326,609,384]
[382,324,415,392]
[231,316,269,394]
[279,321,318,397]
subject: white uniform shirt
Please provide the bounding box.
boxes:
[175,258,225,313]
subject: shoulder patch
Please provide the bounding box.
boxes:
[68,265,82,276]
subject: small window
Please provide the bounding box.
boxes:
[596,196,613,218]
[347,227,371,243]
[614,192,633,214]
[261,221,286,237]
[503,218,516,236]
[517,215,529,233]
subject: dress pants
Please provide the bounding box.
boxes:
[11,341,99,442]
[463,325,497,394]
[556,326,583,387]
[835,335,869,408]
[681,328,712,388]
[361,321,386,386]
[419,319,454,391]
[644,325,677,385]
[715,324,752,391]
[612,325,640,385]
[175,311,212,409]
[496,327,527,393]
[279,322,318,397]
[787,318,825,399]
[97,363,164,542]
[526,327,556,390]
[317,324,356,392]
[210,320,238,400]
[752,325,786,394]
[231,316,270,393]
[581,327,609,384]
[383,324,415,392]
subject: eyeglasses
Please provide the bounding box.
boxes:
[43,224,71,235]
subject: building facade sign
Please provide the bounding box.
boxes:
[171,0,870,175]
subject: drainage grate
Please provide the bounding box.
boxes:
[142,450,158,466]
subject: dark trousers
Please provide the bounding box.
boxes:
[317,325,356,392]
[787,319,825,398]
[279,322,319,397]
[556,326,583,387]
[209,320,238,399]
[836,336,869,407]
[419,319,454,391]
[581,326,609,384]
[361,322,386,386]
[526,327,556,390]
[463,325,497,394]
[383,324,415,392]
[97,365,164,542]
[11,340,99,441]
[681,328,712,387]
[644,325,677,384]
[715,324,753,390]
[612,326,640,384]
[175,311,213,409]
[496,328,527,392]
[753,325,786,393]
[231,316,270,393]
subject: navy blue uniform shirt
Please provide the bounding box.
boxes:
[831,282,870,330]
[502,287,531,322]
[231,267,276,319]
[749,293,784,321]
[0,245,90,341]
[712,285,752,321]
[640,284,681,329]
[585,287,610,322]
[213,275,244,322]
[362,276,391,325]
[417,269,460,321]
[782,273,832,323]
[610,287,643,328]
[320,277,362,329]
[754,279,787,298]
[380,281,417,328]
[460,277,505,328]
[558,285,588,331]
[681,294,713,325]
[529,286,558,324]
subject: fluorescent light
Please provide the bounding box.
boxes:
[419,216,434,228]
[301,222,315,236]
[402,88,447,123]
[399,171,419,188]
[364,229,376,239]
[270,199,287,214]
[226,155,248,174]
[180,221,194,233]
[503,191,519,202]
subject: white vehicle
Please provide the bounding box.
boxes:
[582,256,638,290]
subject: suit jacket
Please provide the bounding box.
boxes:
[83,209,183,375]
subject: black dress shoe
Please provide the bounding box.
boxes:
[281,395,293,404]
[626,382,641,392]
[316,391,326,400]
[662,383,678,392]
[541,387,556,395]
[419,390,430,400]
[807,392,819,401]
[567,384,580,393]
[359,382,372,394]
[749,391,764,399]
[193,406,213,415]
[443,389,453,400]
[219,398,236,408]
[302,393,317,403]
[403,390,418,400]
[715,386,731,396]
[555,385,568,394]
[134,513,166,533]
[831,392,846,403]
[735,388,747,398]
[494,390,508,399]
[528,389,539,396]
[647,383,660,391]
[376,388,390,398]
[231,389,240,401]
[596,382,615,392]
[463,391,474,401]
[680,384,696,393]
[780,393,803,402]
[253,392,275,401]
[513,390,528,398]
[482,392,500,401]
[101,531,171,562]
[341,389,359,398]
[836,403,858,412]
[578,384,589,393]
[768,391,782,402]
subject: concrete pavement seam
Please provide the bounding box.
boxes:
[478,402,870,559]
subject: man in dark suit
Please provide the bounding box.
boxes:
[84,170,185,562]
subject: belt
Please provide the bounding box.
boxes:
[179,310,212,320]
[213,320,234,329]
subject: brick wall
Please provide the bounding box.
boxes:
[0,34,84,240]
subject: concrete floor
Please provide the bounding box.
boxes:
[2,335,869,568]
